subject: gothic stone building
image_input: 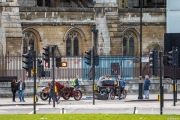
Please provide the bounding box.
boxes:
[0,0,166,78]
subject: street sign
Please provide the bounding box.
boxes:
[61,62,67,67]
[31,69,38,74]
[141,57,149,62]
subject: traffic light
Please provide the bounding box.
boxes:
[22,53,33,78]
[149,50,158,76]
[37,59,43,78]
[85,50,91,66]
[43,46,50,68]
[167,50,174,66]
[94,54,99,66]
[56,56,61,68]
[175,49,179,67]
[153,50,158,76]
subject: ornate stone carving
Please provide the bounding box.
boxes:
[67,31,79,40]
[23,32,35,43]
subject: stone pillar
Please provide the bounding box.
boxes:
[0,0,22,55]
[0,2,6,55]
[94,2,118,55]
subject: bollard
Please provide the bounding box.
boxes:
[133,107,138,114]
[133,107,136,114]
[62,108,64,114]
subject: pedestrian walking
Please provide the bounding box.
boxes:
[117,75,126,99]
[17,78,26,102]
[144,75,151,99]
[48,81,60,105]
[11,79,18,102]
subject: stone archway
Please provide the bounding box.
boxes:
[63,27,87,56]
[122,28,140,56]
[142,43,163,78]
[147,43,163,52]
[22,28,42,55]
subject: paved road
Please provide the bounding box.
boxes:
[0,107,180,114]
[0,94,180,114]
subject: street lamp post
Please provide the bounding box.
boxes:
[138,0,143,99]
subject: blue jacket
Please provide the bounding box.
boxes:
[144,79,151,90]
[75,78,79,86]
[120,79,125,87]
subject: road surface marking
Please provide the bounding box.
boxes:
[28,108,39,114]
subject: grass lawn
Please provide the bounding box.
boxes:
[0,114,179,120]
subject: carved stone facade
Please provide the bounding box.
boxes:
[0,0,22,55]
[0,1,166,57]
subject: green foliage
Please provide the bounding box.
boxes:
[0,114,179,120]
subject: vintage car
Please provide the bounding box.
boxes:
[94,79,127,100]
[40,82,82,101]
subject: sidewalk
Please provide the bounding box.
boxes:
[0,94,180,109]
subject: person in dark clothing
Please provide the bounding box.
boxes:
[11,79,18,102]
[48,81,60,105]
[74,75,79,91]
[17,78,26,102]
[144,75,151,99]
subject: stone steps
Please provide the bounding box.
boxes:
[106,16,119,20]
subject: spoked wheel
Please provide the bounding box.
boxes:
[74,90,82,101]
[122,90,127,99]
[40,92,49,101]
[110,89,115,100]
[62,87,71,100]
[94,90,98,99]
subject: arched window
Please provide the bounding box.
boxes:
[23,32,36,54]
[123,37,127,56]
[66,31,79,56]
[74,37,79,56]
[129,37,134,56]
[37,0,50,7]
[122,31,136,56]
[66,38,71,56]
[23,39,27,54]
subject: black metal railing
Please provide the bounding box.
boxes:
[0,54,165,81]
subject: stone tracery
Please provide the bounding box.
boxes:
[22,32,36,54]
[123,31,136,56]
[66,31,79,56]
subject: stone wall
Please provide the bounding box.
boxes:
[0,79,180,97]
[18,0,35,7]
[22,25,93,56]
[93,4,166,56]
[108,8,165,56]
[19,7,95,56]
[0,1,22,55]
[0,5,6,54]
